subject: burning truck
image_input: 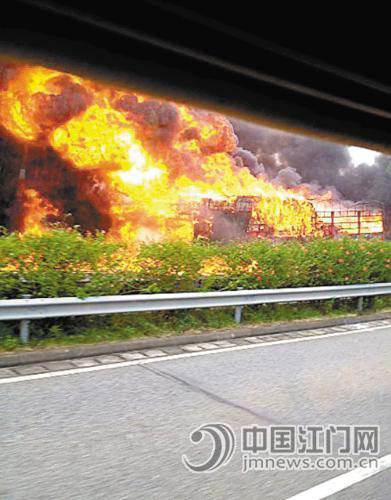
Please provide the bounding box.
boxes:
[0,61,385,242]
[178,197,384,241]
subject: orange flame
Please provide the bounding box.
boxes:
[0,61,383,241]
[21,189,59,235]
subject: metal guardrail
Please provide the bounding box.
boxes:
[2,283,391,343]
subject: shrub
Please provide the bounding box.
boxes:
[1,229,391,299]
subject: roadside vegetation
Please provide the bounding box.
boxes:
[1,229,391,350]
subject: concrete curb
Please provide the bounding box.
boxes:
[1,311,391,368]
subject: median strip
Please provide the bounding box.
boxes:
[0,320,390,384]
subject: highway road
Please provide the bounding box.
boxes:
[1,324,391,499]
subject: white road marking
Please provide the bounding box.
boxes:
[0,323,389,385]
[286,453,391,500]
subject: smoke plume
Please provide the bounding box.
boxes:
[230,117,391,207]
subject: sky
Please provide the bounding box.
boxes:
[349,146,379,166]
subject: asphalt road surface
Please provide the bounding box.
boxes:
[1,325,391,499]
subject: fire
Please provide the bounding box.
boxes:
[21,189,59,235]
[0,65,89,142]
[0,60,384,241]
[200,256,231,276]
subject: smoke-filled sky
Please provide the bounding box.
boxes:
[0,58,390,239]
[349,147,379,166]
[229,117,391,207]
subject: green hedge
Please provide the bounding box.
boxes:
[1,229,391,299]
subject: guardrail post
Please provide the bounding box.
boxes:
[235,306,243,324]
[19,294,31,343]
[357,296,364,314]
[234,287,244,324]
[19,320,30,344]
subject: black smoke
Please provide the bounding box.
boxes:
[232,147,265,177]
[230,117,391,208]
[0,132,113,233]
[272,166,302,188]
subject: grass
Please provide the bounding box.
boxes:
[1,296,390,352]
[1,231,391,353]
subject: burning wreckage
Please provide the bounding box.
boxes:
[179,197,384,241]
[0,61,385,242]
